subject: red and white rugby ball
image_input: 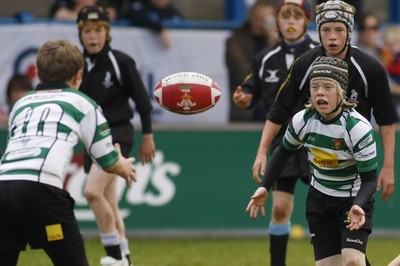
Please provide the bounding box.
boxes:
[153,72,221,114]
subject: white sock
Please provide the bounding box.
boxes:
[120,238,130,256]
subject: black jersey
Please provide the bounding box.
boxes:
[80,43,152,133]
[267,45,398,126]
[242,35,318,115]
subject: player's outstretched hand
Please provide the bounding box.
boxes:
[114,143,136,188]
[233,86,252,109]
[246,187,268,220]
[346,205,365,231]
[252,153,267,184]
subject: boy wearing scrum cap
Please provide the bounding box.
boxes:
[233,0,318,264]
[247,56,377,266]
[77,5,156,266]
[251,0,396,227]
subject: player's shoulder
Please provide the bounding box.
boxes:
[292,108,314,127]
[109,49,136,65]
[344,108,374,131]
[293,46,324,67]
[255,43,282,62]
[349,46,384,68]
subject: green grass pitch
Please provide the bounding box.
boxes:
[17,237,400,265]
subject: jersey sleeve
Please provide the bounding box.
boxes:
[240,57,263,109]
[80,105,118,169]
[367,59,399,125]
[350,122,378,173]
[119,56,153,134]
[281,111,305,151]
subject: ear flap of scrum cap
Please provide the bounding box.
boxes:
[310,56,348,93]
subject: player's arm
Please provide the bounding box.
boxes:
[369,62,397,201]
[234,57,263,109]
[104,143,136,188]
[246,143,293,219]
[252,120,282,184]
[377,124,395,201]
[139,111,156,165]
[347,170,377,231]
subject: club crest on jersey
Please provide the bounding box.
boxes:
[350,89,358,102]
[102,71,114,88]
[99,124,111,136]
[333,139,342,150]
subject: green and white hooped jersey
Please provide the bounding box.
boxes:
[0,88,118,189]
[283,108,377,197]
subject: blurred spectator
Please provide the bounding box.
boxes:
[127,0,184,48]
[225,0,277,122]
[383,25,400,123]
[49,0,122,20]
[0,74,33,128]
[356,11,390,62]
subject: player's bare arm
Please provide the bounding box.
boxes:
[252,120,282,184]
[377,124,395,201]
[104,143,136,188]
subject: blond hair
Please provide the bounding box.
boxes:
[36,39,83,82]
[305,80,357,110]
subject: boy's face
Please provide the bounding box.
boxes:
[320,22,348,58]
[310,79,340,119]
[277,6,307,43]
[81,24,107,55]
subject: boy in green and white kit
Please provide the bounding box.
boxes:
[246,56,377,266]
[0,39,136,266]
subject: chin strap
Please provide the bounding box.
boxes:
[326,100,343,115]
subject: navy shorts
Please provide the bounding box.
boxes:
[306,186,374,261]
[0,181,88,265]
[84,122,134,173]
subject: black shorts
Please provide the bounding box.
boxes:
[271,148,310,194]
[84,122,134,173]
[0,180,88,264]
[306,186,374,261]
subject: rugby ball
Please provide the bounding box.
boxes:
[153,72,221,114]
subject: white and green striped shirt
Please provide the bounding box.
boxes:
[283,108,377,197]
[0,87,118,189]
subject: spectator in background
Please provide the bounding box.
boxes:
[127,0,184,48]
[225,0,277,122]
[49,0,122,21]
[0,74,33,128]
[356,11,390,62]
[383,25,400,125]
